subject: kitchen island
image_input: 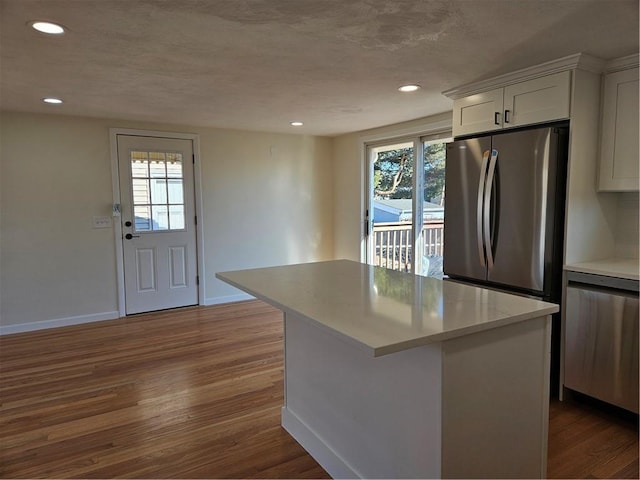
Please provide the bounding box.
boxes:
[217,260,559,479]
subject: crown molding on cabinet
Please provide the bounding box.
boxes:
[604,53,640,73]
[442,52,606,100]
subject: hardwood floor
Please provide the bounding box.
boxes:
[0,301,328,479]
[1,300,637,479]
[548,393,639,479]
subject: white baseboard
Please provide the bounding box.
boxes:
[2,295,256,335]
[0,311,120,336]
[281,407,359,479]
[203,292,254,306]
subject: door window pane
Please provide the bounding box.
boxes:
[130,150,187,232]
[166,154,183,178]
[152,205,169,231]
[134,206,152,231]
[169,205,185,229]
[421,139,450,279]
[149,153,167,177]
[167,180,183,204]
[371,141,414,272]
[131,152,149,177]
[132,179,150,204]
[150,179,168,204]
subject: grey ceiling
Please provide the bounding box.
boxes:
[1,0,638,136]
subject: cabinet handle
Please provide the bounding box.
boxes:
[494,112,500,125]
[504,109,511,123]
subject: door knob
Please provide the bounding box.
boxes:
[125,233,140,240]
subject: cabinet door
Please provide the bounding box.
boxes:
[503,71,571,128]
[452,88,503,137]
[598,67,639,191]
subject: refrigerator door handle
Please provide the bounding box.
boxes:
[484,149,499,269]
[476,150,491,267]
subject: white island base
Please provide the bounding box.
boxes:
[217,260,556,479]
[282,312,550,479]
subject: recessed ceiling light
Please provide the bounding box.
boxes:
[399,84,421,92]
[290,121,304,127]
[42,97,63,104]
[30,21,66,35]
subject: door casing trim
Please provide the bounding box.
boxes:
[109,128,205,317]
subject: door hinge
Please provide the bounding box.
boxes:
[192,154,195,164]
[196,275,200,285]
[194,215,198,225]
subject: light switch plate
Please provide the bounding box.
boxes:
[93,216,112,229]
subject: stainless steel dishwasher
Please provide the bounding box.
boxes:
[564,271,639,413]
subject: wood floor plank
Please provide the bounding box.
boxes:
[1,300,637,478]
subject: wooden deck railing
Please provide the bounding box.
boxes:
[372,221,444,272]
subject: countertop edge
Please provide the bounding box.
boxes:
[564,258,639,281]
[373,305,558,356]
[217,270,558,358]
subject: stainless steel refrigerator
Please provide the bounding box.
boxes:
[443,124,568,302]
[443,124,568,395]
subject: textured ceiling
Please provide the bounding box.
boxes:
[1,0,638,136]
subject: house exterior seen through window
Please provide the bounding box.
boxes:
[369,136,450,277]
[130,151,186,232]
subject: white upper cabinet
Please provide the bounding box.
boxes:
[503,71,571,128]
[451,71,571,137]
[452,88,504,136]
[598,61,639,192]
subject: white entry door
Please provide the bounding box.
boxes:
[117,135,198,314]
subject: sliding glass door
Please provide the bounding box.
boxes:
[366,132,450,277]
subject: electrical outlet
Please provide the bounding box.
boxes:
[93,216,112,229]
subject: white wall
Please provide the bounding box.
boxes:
[564,69,618,264]
[1,113,118,328]
[615,192,639,259]
[332,132,364,262]
[1,112,334,331]
[197,127,334,302]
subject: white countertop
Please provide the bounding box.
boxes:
[564,258,639,281]
[217,260,558,357]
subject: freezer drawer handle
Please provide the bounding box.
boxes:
[477,150,491,267]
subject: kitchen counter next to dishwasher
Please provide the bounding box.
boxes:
[564,258,639,281]
[217,259,557,479]
[217,259,558,357]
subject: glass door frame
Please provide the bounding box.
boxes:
[363,124,452,276]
